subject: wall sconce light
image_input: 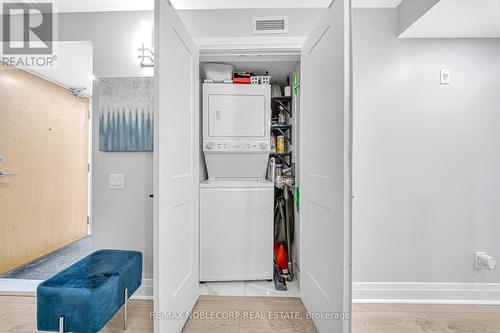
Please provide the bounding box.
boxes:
[138,20,154,67]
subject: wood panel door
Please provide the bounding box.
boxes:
[0,64,89,275]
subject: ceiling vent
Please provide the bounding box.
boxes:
[252,16,289,35]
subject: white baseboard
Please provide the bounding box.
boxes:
[132,278,153,300]
[12,278,498,305]
[353,282,500,305]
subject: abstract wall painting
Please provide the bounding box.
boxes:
[98,77,154,152]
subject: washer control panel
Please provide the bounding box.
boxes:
[204,140,269,152]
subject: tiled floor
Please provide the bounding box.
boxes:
[1,236,92,280]
[0,279,41,295]
[199,280,300,297]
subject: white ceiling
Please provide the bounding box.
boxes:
[401,0,500,38]
[53,0,152,13]
[52,0,403,13]
[173,0,330,9]
[352,0,403,8]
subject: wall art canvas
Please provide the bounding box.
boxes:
[98,77,154,151]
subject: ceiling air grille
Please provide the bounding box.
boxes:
[252,16,289,34]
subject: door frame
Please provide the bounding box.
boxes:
[198,40,302,58]
[199,43,302,282]
[199,39,352,291]
[343,1,353,331]
[175,13,352,333]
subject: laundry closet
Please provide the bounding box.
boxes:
[198,58,301,287]
[154,1,352,332]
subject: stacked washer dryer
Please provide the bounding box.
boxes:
[200,83,273,282]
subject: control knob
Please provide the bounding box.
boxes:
[205,142,214,150]
[260,142,267,150]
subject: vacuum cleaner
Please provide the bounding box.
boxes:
[273,169,295,290]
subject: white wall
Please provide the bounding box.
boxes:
[0,14,94,94]
[57,11,155,281]
[19,41,94,95]
[352,8,500,299]
[58,11,154,77]
[177,8,324,38]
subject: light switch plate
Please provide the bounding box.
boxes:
[440,69,450,85]
[109,174,125,189]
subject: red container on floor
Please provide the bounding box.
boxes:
[275,244,288,270]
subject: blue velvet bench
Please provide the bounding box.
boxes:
[37,250,142,333]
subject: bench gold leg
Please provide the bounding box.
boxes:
[59,316,64,333]
[124,288,128,331]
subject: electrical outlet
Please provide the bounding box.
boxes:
[109,174,125,189]
[475,252,496,270]
[440,69,450,85]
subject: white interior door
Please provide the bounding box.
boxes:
[300,0,352,332]
[154,0,199,332]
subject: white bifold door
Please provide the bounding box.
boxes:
[154,0,199,332]
[154,0,352,332]
[299,0,352,332]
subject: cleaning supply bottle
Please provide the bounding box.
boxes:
[275,164,283,177]
[278,106,286,125]
[284,76,291,97]
[276,135,285,153]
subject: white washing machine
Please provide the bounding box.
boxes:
[200,180,273,281]
[200,83,273,282]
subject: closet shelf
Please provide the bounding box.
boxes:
[272,125,292,142]
[270,88,294,172]
[272,96,292,101]
[271,124,292,129]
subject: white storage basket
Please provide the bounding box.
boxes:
[203,63,234,82]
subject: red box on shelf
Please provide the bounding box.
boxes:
[233,77,251,84]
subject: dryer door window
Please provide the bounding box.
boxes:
[208,94,266,138]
